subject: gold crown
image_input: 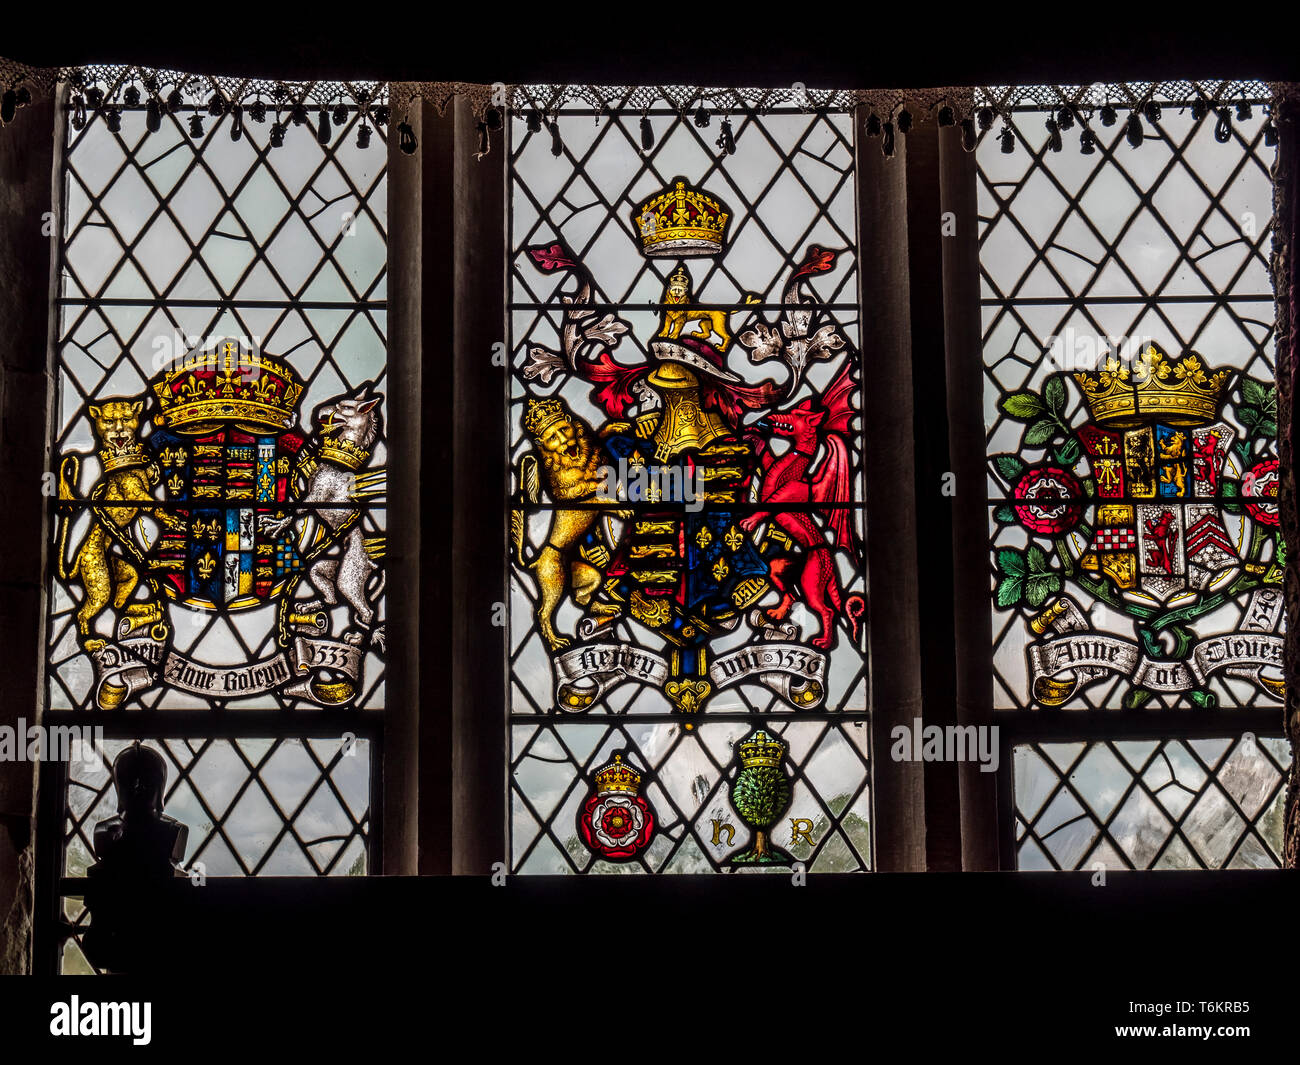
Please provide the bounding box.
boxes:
[593,753,642,796]
[524,397,569,437]
[632,177,730,257]
[318,435,373,472]
[98,443,148,472]
[1073,343,1230,428]
[152,340,304,435]
[738,729,786,769]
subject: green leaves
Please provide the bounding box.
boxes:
[1000,373,1068,421]
[1043,374,1067,415]
[995,576,1022,608]
[1024,574,1059,608]
[1023,419,1058,447]
[1000,391,1045,420]
[996,547,1026,577]
[994,543,1063,609]
[1237,376,1277,442]
[992,453,1027,484]
[998,374,1077,463]
[991,373,1076,611]
[1240,376,1272,411]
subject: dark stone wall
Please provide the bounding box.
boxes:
[1271,99,1300,867]
[0,93,59,973]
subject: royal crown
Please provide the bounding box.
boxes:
[738,730,786,769]
[152,340,304,435]
[317,434,373,472]
[1073,343,1230,428]
[632,177,730,257]
[98,442,148,472]
[524,397,569,437]
[593,753,642,796]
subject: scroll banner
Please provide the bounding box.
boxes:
[1027,631,1283,704]
[553,641,827,712]
[92,635,365,708]
[1227,586,1285,688]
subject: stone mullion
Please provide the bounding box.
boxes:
[1271,95,1300,867]
[0,90,62,973]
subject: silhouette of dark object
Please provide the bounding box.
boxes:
[80,743,189,972]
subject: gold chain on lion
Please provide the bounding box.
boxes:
[86,485,162,598]
[273,507,361,649]
[86,482,169,642]
[78,468,361,650]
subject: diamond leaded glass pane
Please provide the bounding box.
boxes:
[49,94,388,712]
[46,85,386,974]
[508,90,869,871]
[60,736,370,973]
[979,96,1282,710]
[1013,734,1290,869]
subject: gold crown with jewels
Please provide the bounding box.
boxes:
[524,397,569,437]
[594,754,642,796]
[152,340,303,435]
[632,177,730,257]
[738,730,786,769]
[1073,343,1230,428]
[98,442,148,472]
[317,434,372,472]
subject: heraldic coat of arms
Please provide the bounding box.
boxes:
[511,176,868,724]
[54,340,386,709]
[992,342,1284,708]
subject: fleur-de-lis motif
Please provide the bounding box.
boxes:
[197,552,217,580]
[712,557,729,580]
[1097,357,1130,390]
[1133,348,1170,381]
[723,526,743,552]
[696,526,713,548]
[1173,356,1207,384]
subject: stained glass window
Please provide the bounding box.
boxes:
[44,77,387,971]
[981,87,1280,712]
[977,84,1285,871]
[507,88,871,872]
[49,81,388,714]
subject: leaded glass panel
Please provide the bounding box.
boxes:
[49,90,388,712]
[980,95,1281,710]
[507,91,869,871]
[1013,735,1289,869]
